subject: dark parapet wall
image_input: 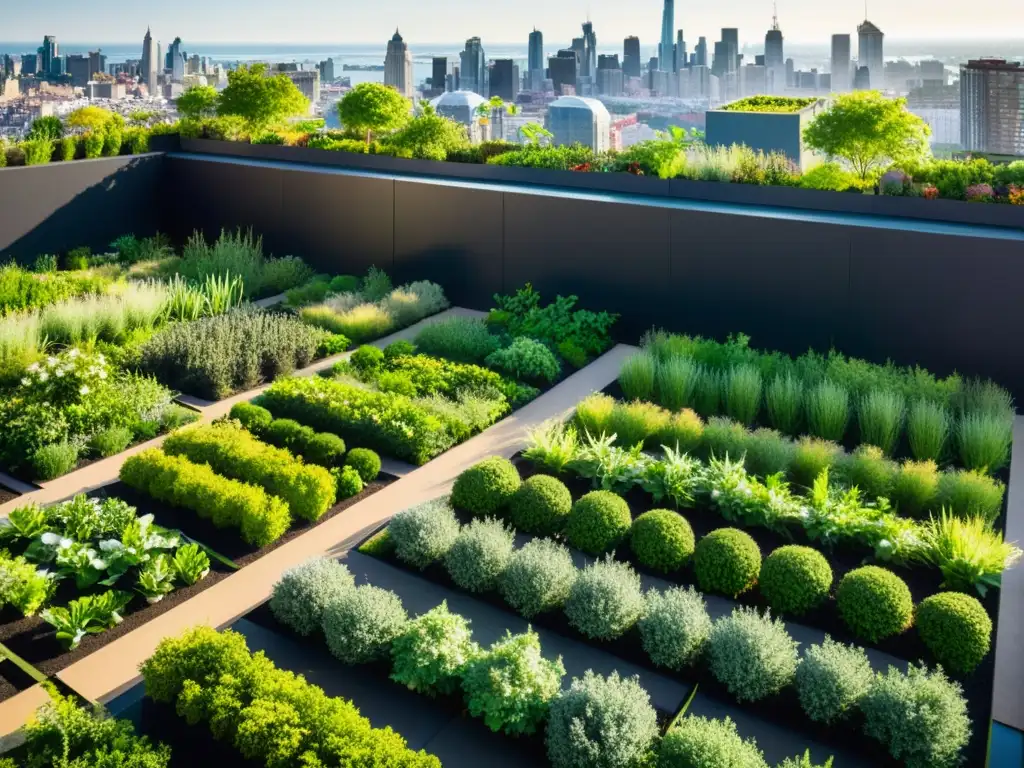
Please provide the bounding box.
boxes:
[0,154,164,263]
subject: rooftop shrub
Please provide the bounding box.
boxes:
[836,566,914,643]
[345,447,381,482]
[390,601,479,696]
[509,474,573,535]
[936,468,1005,524]
[629,509,695,573]
[796,637,873,724]
[916,591,992,674]
[445,517,515,593]
[721,95,819,113]
[414,316,501,364]
[485,336,561,384]
[322,583,408,664]
[451,456,522,516]
[565,490,633,555]
[564,557,645,641]
[658,716,769,768]
[501,538,577,618]
[693,528,761,598]
[759,545,833,617]
[708,607,800,703]
[229,401,273,435]
[389,498,461,569]
[639,586,712,670]
[178,228,314,298]
[269,557,354,636]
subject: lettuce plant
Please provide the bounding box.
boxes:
[41,590,132,649]
[137,554,176,603]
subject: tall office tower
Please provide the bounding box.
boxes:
[659,0,674,71]
[489,59,518,101]
[961,59,1024,156]
[319,58,336,82]
[431,57,447,93]
[596,54,623,96]
[582,21,597,79]
[675,30,686,72]
[695,37,708,67]
[460,37,487,95]
[89,51,106,80]
[528,29,544,73]
[384,29,414,97]
[188,54,201,75]
[41,35,58,76]
[623,37,641,79]
[142,27,159,93]
[830,34,851,92]
[721,28,740,70]
[857,19,884,89]
[65,54,90,87]
[764,7,784,93]
[21,53,40,75]
[167,37,185,82]
[571,37,586,71]
[549,51,578,96]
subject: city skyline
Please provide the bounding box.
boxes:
[2,0,1022,45]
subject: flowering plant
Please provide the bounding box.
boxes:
[921,184,939,200]
[965,183,994,202]
[1009,184,1023,206]
[20,348,110,408]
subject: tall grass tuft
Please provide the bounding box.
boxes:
[575,393,616,440]
[936,469,1006,524]
[907,399,950,462]
[655,355,699,411]
[955,377,1015,421]
[608,400,670,449]
[891,460,940,518]
[701,416,748,462]
[691,366,721,419]
[789,436,843,488]
[300,302,394,344]
[805,380,850,442]
[744,427,795,478]
[957,412,1012,474]
[857,389,906,456]
[765,373,803,436]
[723,364,762,426]
[618,350,656,401]
[919,512,1022,595]
[0,312,42,384]
[39,282,168,346]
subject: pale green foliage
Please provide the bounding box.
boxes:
[639,586,712,670]
[501,538,577,618]
[796,637,873,724]
[658,716,769,768]
[390,601,480,695]
[322,584,408,664]
[218,63,310,129]
[338,82,411,142]
[564,557,645,641]
[269,557,354,636]
[444,517,515,593]
[708,607,800,702]
[389,497,461,569]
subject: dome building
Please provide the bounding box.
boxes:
[545,96,612,152]
[429,90,487,126]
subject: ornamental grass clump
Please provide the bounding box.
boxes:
[608,400,670,449]
[891,460,940,518]
[936,469,1005,523]
[301,302,394,344]
[907,399,950,461]
[837,445,897,500]
[957,411,1012,473]
[795,637,873,724]
[618,350,657,401]
[564,557,645,641]
[450,456,521,516]
[524,420,580,475]
[269,557,354,636]
[565,490,633,555]
[655,355,700,411]
[322,584,408,664]
[693,528,761,598]
[462,629,565,736]
[701,416,749,462]
[389,498,461,569]
[390,601,480,696]
[724,364,762,425]
[759,545,833,617]
[445,518,515,593]
[657,716,769,768]
[629,509,695,573]
[575,393,616,439]
[836,566,914,643]
[805,380,850,442]
[656,408,704,454]
[766,373,804,436]
[916,592,992,674]
[859,663,971,768]
[743,427,794,478]
[639,586,712,670]
[501,538,577,618]
[545,671,659,768]
[414,317,501,364]
[691,366,721,418]
[707,607,800,703]
[857,389,906,456]
[789,436,843,488]
[509,474,573,535]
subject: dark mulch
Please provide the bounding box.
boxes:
[0,669,22,703]
[0,485,19,506]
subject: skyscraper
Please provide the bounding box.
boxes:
[431,57,448,94]
[857,20,884,90]
[722,28,740,69]
[460,37,487,95]
[489,59,518,101]
[65,54,90,87]
[695,37,708,67]
[596,54,624,96]
[41,35,58,77]
[659,0,674,72]
[528,29,544,73]
[961,59,1024,156]
[89,50,106,80]
[675,30,686,72]
[623,37,641,79]
[384,29,413,97]
[167,37,185,83]
[549,51,578,96]
[831,34,851,92]
[142,27,159,93]
[765,8,784,93]
[582,21,597,79]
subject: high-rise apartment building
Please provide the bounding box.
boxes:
[722,28,739,69]
[384,29,414,97]
[765,11,784,93]
[88,51,106,81]
[489,59,519,101]
[547,95,611,151]
[549,51,578,96]
[65,54,90,87]
[430,57,447,94]
[460,37,487,95]
[142,27,159,93]
[831,34,851,92]
[41,36,58,77]
[623,37,641,79]
[695,37,708,67]
[21,53,40,76]
[675,30,686,72]
[596,54,623,96]
[659,0,674,71]
[167,37,185,83]
[528,29,544,73]
[582,21,597,79]
[960,58,1024,156]
[857,20,884,90]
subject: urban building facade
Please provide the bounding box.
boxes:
[142,27,159,93]
[765,12,783,92]
[960,58,1024,156]
[384,30,414,97]
[623,37,641,79]
[460,37,487,95]
[831,34,851,92]
[528,29,545,90]
[659,0,674,71]
[857,20,884,90]
[489,59,518,101]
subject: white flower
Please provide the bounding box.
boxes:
[99,540,124,552]
[98,371,107,380]
[97,353,106,364]
[38,371,49,382]
[27,363,40,373]
[55,369,64,378]
[711,489,721,500]
[89,557,107,570]
[68,349,80,358]
[21,378,30,387]
[72,628,85,647]
[46,356,56,366]
[79,385,90,396]
[40,532,62,546]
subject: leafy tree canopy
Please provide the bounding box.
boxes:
[27,116,64,141]
[66,106,116,132]
[217,63,310,130]
[175,86,219,121]
[803,91,931,179]
[337,82,410,144]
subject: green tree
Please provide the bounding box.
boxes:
[337,82,410,146]
[217,63,310,130]
[387,113,470,160]
[66,106,115,132]
[27,116,64,141]
[175,86,219,121]
[803,91,931,180]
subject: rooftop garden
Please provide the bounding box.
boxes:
[720,96,821,113]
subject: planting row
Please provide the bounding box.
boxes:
[268,556,832,768]
[525,422,1019,595]
[621,331,1015,473]
[576,394,1007,523]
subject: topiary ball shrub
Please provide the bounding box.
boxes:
[389,601,480,696]
[322,584,408,664]
[795,637,873,724]
[445,518,515,593]
[265,418,315,451]
[860,663,970,768]
[304,432,347,467]
[916,592,992,675]
[509,475,573,535]
[564,557,645,641]
[707,607,799,703]
[350,344,385,372]
[629,510,695,574]
[565,491,632,555]
[334,465,364,499]
[545,671,659,768]
[230,402,273,435]
[389,498,461,569]
[639,586,712,671]
[693,528,761,598]
[269,557,355,636]
[500,538,577,618]
[657,716,769,768]
[451,457,522,516]
[836,566,914,643]
[345,447,382,482]
[384,339,416,360]
[759,545,833,617]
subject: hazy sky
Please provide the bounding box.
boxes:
[2,0,1021,45]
